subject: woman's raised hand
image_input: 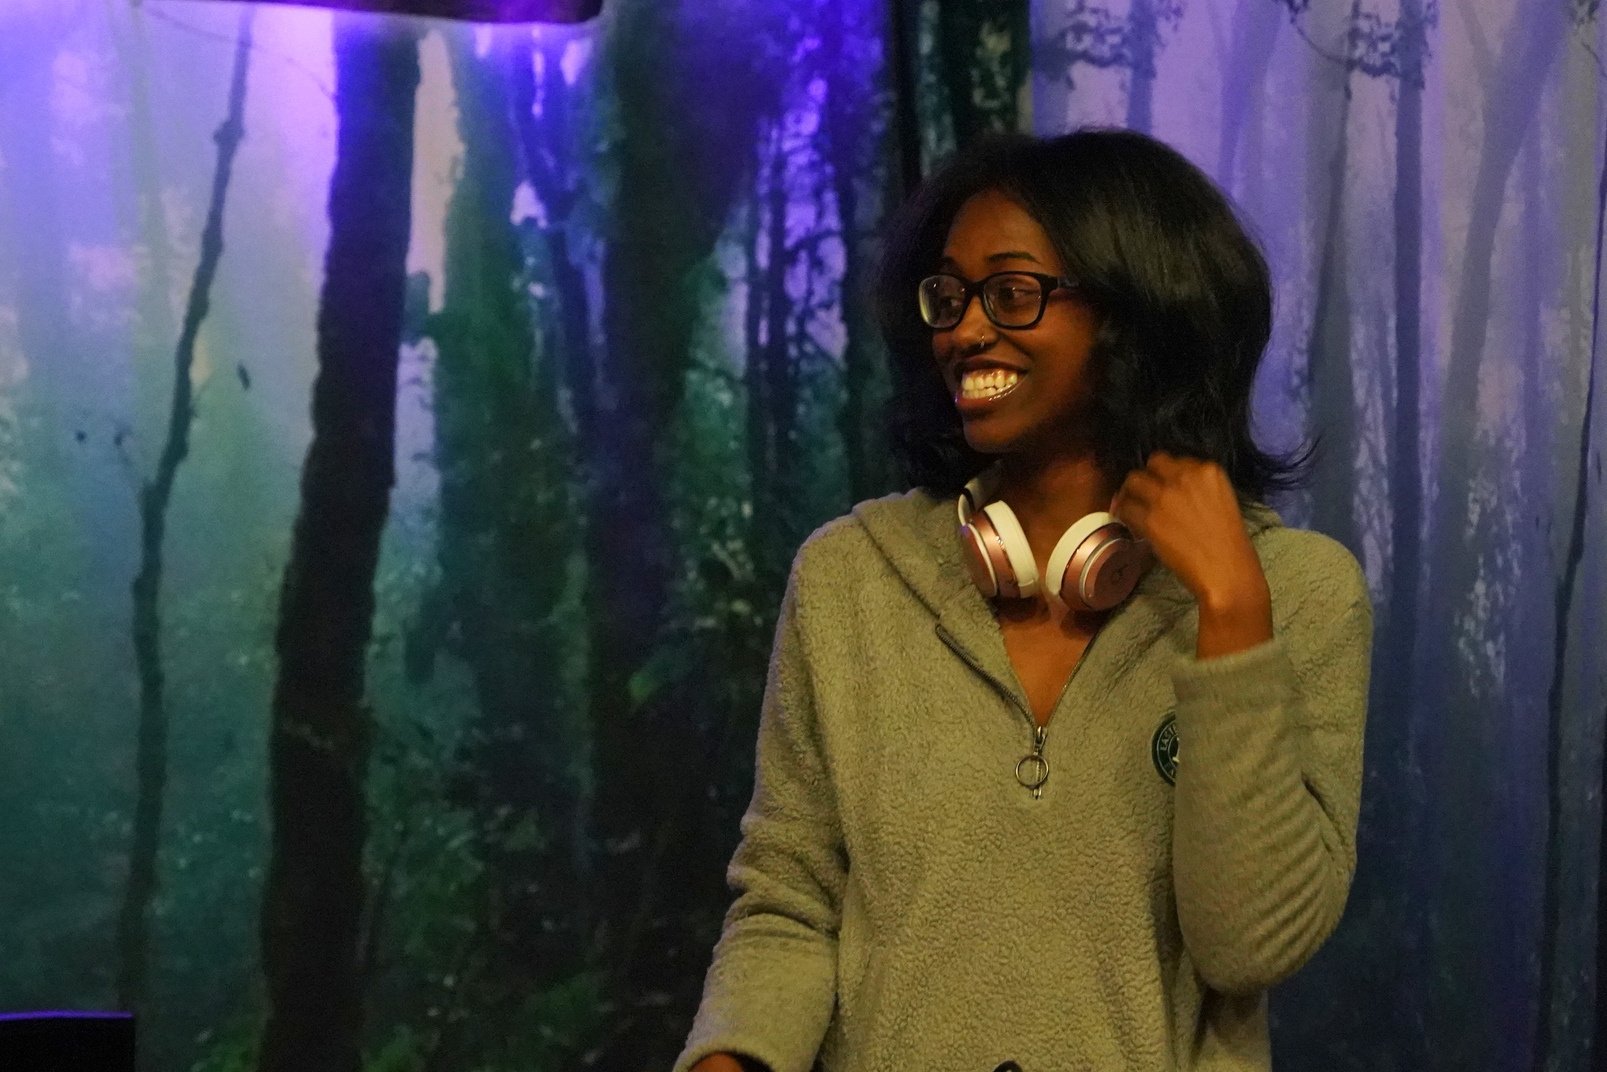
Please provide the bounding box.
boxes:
[1110,452,1272,658]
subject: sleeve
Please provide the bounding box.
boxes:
[1167,555,1373,996]
[672,554,846,1072]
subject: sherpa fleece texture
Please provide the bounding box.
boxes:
[674,488,1373,1072]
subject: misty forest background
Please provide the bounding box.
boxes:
[1,0,1605,1070]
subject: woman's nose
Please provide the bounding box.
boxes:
[950,292,995,351]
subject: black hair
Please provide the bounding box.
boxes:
[875,127,1310,500]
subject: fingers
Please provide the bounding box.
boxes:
[1110,468,1160,531]
[1112,454,1221,530]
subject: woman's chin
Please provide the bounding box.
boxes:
[961,418,1021,456]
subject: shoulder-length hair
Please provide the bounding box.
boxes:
[875,128,1309,500]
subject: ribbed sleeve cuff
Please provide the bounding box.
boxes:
[1170,635,1293,710]
[672,929,836,1072]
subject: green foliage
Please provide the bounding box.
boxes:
[187,1016,261,1072]
[364,1026,425,1072]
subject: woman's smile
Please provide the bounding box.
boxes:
[954,365,1028,415]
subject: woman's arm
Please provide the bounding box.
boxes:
[1168,575,1373,994]
[672,551,846,1072]
[1110,454,1373,993]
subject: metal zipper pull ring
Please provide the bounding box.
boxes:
[1015,724,1049,798]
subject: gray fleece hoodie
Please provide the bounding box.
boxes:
[674,488,1373,1072]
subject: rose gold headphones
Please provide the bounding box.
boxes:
[956,468,1151,612]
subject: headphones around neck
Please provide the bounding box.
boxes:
[956,468,1152,612]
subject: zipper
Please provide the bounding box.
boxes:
[936,622,1104,801]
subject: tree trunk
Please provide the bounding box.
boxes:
[508,27,600,928]
[584,6,790,1067]
[426,33,585,979]
[888,0,923,192]
[588,2,780,1056]
[1534,96,1607,1072]
[744,154,771,533]
[257,21,419,1072]
[822,4,891,504]
[1376,0,1427,1061]
[1418,6,1568,1063]
[118,8,254,1025]
[935,0,1029,144]
[752,128,795,588]
[1124,0,1156,133]
[513,33,599,460]
[1306,73,1362,557]
[1215,0,1281,187]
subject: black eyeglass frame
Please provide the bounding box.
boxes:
[917,270,1080,330]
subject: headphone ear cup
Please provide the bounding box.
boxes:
[962,509,1022,599]
[1046,512,1150,612]
[981,501,1039,599]
[958,518,1002,598]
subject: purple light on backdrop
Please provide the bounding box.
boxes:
[178,0,601,23]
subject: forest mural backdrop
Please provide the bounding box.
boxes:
[0,0,1603,1070]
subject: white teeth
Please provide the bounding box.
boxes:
[959,369,1022,399]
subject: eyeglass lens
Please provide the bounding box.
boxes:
[919,274,1046,329]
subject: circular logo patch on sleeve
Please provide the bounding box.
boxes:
[1151,715,1179,785]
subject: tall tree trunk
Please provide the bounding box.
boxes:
[744,166,770,527]
[513,33,598,460]
[1215,0,1281,187]
[508,28,599,925]
[752,129,796,589]
[118,8,254,1025]
[889,0,923,192]
[1534,94,1607,1072]
[1306,73,1361,557]
[257,21,419,1072]
[1418,6,1568,1064]
[935,0,1029,144]
[427,34,584,980]
[1377,0,1427,1060]
[589,3,779,1056]
[1124,0,1157,132]
[821,3,891,504]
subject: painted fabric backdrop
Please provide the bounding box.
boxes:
[0,1,1603,1071]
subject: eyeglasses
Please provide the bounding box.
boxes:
[917,271,1079,330]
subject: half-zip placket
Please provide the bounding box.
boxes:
[936,621,1103,801]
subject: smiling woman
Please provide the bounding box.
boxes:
[674,128,1373,1072]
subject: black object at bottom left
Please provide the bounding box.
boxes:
[0,1011,135,1072]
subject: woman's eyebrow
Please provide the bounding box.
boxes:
[937,250,1044,269]
[986,250,1042,264]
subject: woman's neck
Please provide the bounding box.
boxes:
[994,451,1119,562]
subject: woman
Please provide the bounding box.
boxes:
[675,129,1372,1072]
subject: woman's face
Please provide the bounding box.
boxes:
[931,188,1100,459]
